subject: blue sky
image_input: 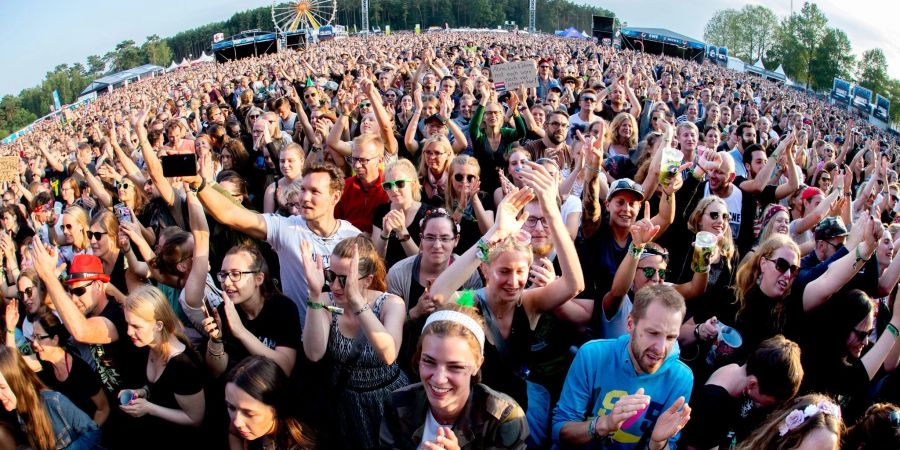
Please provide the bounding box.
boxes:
[1,0,897,97]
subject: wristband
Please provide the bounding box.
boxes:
[396,233,411,243]
[379,233,390,240]
[191,178,207,194]
[476,237,492,263]
[586,166,602,175]
[307,301,344,315]
[629,242,645,259]
[694,323,702,340]
[887,323,900,338]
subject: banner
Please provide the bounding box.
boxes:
[831,78,851,105]
[212,33,225,43]
[874,94,891,123]
[706,45,718,62]
[852,85,873,115]
[52,90,61,111]
[0,157,18,182]
[717,47,728,62]
[490,60,538,92]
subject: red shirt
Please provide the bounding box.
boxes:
[334,171,389,234]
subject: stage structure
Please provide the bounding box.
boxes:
[212,30,278,63]
[619,27,705,63]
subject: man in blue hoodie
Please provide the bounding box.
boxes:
[553,284,693,450]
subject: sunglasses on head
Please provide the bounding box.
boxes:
[765,257,798,276]
[381,179,412,191]
[640,267,668,279]
[454,174,477,183]
[708,211,731,221]
[87,231,107,241]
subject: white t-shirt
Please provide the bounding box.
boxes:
[263,214,360,324]
[789,219,813,247]
[705,182,743,238]
[420,410,453,447]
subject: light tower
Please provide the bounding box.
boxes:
[529,0,535,32]
[361,0,369,35]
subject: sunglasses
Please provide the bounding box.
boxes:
[304,93,318,99]
[67,282,94,297]
[115,181,131,190]
[248,114,260,119]
[851,327,874,342]
[640,267,668,279]
[765,257,799,276]
[86,231,107,241]
[32,334,51,341]
[454,174,477,183]
[708,211,731,221]
[324,269,366,287]
[358,102,372,109]
[581,96,597,102]
[18,287,33,299]
[381,179,412,191]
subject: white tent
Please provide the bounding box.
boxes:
[166,61,179,72]
[178,57,190,67]
[774,64,786,76]
[752,57,765,70]
[195,52,215,64]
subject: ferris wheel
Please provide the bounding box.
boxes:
[271,0,336,33]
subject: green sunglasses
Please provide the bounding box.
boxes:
[381,179,412,191]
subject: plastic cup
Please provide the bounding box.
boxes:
[691,231,717,273]
[658,147,682,186]
[621,403,648,429]
[706,323,743,367]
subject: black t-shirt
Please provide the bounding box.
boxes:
[577,216,630,317]
[452,192,495,255]
[372,203,429,267]
[801,355,869,422]
[38,355,103,418]
[732,176,777,255]
[680,384,770,450]
[220,293,302,371]
[136,351,205,447]
[734,287,804,361]
[92,299,148,392]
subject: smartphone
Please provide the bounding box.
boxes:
[161,154,197,177]
[113,203,134,224]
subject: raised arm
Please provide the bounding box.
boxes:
[739,134,793,194]
[802,214,878,312]
[361,79,398,156]
[136,110,176,206]
[861,293,900,380]
[36,139,64,173]
[773,142,800,200]
[189,177,267,241]
[518,162,585,312]
[183,191,210,309]
[604,206,657,316]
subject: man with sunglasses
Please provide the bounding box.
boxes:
[30,249,145,394]
[333,133,389,234]
[536,58,560,101]
[567,90,599,145]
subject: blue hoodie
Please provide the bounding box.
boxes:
[552,334,694,449]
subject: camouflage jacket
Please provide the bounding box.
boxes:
[380,382,528,450]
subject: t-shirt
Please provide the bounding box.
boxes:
[140,351,205,448]
[372,203,429,267]
[704,182,743,237]
[334,173,390,234]
[732,176,777,255]
[788,219,813,247]
[263,213,360,324]
[91,299,148,392]
[679,384,767,450]
[38,356,103,419]
[577,216,630,335]
[219,293,302,370]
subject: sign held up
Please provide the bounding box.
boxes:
[491,60,537,92]
[0,157,18,183]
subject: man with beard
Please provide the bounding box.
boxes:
[189,162,359,324]
[728,122,758,178]
[553,284,693,449]
[597,75,642,122]
[524,111,570,166]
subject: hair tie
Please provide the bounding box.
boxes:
[423,310,485,355]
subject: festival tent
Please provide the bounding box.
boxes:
[166,61,179,72]
[619,27,706,62]
[194,52,215,64]
[178,57,191,67]
[745,58,787,83]
[79,64,165,97]
[555,27,587,39]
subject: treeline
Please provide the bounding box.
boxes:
[2,0,612,137]
[704,1,900,123]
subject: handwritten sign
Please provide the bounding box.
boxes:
[491,60,537,92]
[0,157,18,182]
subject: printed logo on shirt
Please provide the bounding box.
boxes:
[595,389,668,444]
[259,336,277,350]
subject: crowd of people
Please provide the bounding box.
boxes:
[0,29,898,449]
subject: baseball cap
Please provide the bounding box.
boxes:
[424,114,447,126]
[800,187,824,202]
[814,216,849,241]
[66,254,111,285]
[607,178,644,202]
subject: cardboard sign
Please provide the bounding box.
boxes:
[491,60,537,91]
[0,157,18,182]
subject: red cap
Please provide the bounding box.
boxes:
[66,254,110,284]
[800,187,824,202]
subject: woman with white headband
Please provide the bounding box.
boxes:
[380,304,528,450]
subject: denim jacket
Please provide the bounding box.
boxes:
[40,391,103,449]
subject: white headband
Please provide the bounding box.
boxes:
[422,310,485,354]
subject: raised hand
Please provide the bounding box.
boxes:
[343,245,366,312]
[518,161,558,209]
[493,187,535,239]
[528,258,556,288]
[630,202,660,246]
[299,240,325,296]
[4,300,19,336]
[650,397,691,445]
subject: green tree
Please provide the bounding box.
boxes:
[142,35,174,67]
[787,2,828,88]
[857,49,890,97]
[809,27,854,91]
[704,6,778,63]
[0,95,37,137]
[107,40,148,72]
[86,54,106,76]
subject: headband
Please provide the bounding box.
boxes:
[778,400,841,437]
[423,310,485,355]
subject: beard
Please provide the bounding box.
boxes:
[532,243,553,258]
[548,132,566,145]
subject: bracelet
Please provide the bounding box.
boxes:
[207,344,225,358]
[855,247,870,266]
[354,303,370,316]
[5,329,14,335]
[307,301,344,315]
[586,166,602,175]
[191,178,207,194]
[629,242,645,259]
[476,237,492,263]
[887,323,900,338]
[396,233,411,243]
[379,233,390,240]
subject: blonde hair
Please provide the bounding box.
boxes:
[735,394,843,450]
[385,159,421,201]
[687,196,735,269]
[608,113,638,149]
[418,135,453,181]
[414,304,486,382]
[123,285,187,360]
[734,234,800,324]
[62,205,90,251]
[444,155,481,212]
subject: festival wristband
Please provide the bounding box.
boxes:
[306,301,344,315]
[887,323,900,338]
